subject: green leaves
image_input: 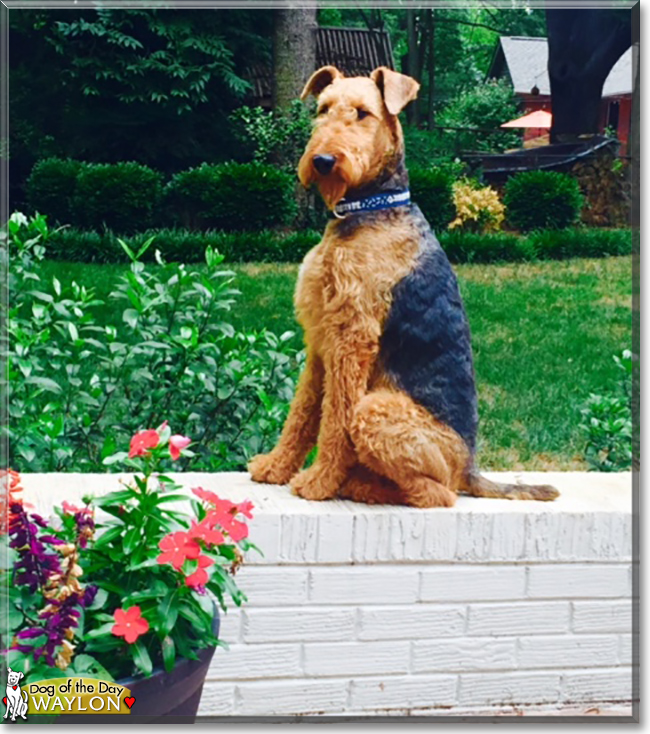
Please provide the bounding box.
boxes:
[161,636,176,672]
[132,639,153,677]
[70,654,114,681]
[580,352,633,472]
[122,525,141,554]
[158,589,179,635]
[8,206,303,473]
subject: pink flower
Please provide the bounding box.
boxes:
[190,488,252,542]
[169,434,191,461]
[189,516,225,546]
[62,501,82,515]
[191,486,220,505]
[237,500,254,519]
[129,429,160,459]
[185,555,214,588]
[157,531,201,570]
[225,518,249,542]
[62,501,92,517]
[111,606,149,644]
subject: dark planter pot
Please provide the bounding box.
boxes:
[58,608,220,724]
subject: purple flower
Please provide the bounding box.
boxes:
[74,511,95,549]
[9,503,61,593]
[14,592,84,667]
[81,585,98,608]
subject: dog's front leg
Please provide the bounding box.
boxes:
[291,335,376,501]
[248,352,324,485]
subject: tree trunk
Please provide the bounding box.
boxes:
[406,9,420,126]
[427,10,435,131]
[546,8,632,143]
[272,7,317,112]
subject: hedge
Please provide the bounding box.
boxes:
[74,162,164,233]
[164,162,297,231]
[26,158,85,225]
[527,227,632,260]
[45,226,631,266]
[46,228,322,264]
[409,167,456,234]
[504,170,584,232]
[26,159,298,234]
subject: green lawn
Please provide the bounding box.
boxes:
[39,256,632,471]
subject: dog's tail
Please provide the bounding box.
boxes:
[461,472,559,502]
[22,691,28,703]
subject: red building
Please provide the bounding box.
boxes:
[488,36,633,154]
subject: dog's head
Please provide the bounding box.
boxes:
[7,668,24,686]
[298,66,420,209]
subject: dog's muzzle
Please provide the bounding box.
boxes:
[312,154,336,176]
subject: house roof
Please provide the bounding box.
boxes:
[491,36,633,98]
[245,26,394,104]
[316,26,394,76]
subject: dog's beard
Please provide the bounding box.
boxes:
[298,149,358,210]
[315,174,349,210]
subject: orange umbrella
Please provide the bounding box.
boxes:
[501,110,552,128]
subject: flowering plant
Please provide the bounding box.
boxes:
[2,422,255,683]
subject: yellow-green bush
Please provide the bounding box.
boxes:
[449,181,505,233]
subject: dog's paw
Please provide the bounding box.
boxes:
[290,468,337,501]
[248,453,296,485]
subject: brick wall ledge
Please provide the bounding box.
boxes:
[20,471,636,718]
[23,471,633,565]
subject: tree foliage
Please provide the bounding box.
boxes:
[9,9,273,206]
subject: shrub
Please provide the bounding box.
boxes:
[165,162,297,231]
[409,167,456,234]
[26,157,85,224]
[580,350,633,471]
[46,227,322,264]
[437,79,521,153]
[229,101,312,168]
[402,127,467,169]
[528,227,632,259]
[46,228,113,262]
[504,170,584,232]
[5,212,303,473]
[74,162,163,233]
[449,180,505,233]
[439,229,535,264]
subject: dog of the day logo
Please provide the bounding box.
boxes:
[2,669,134,718]
[3,668,28,722]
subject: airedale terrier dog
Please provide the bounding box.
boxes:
[248,65,559,508]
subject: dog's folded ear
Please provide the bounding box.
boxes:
[370,67,420,116]
[300,66,344,100]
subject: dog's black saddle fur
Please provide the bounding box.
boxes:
[379,204,479,453]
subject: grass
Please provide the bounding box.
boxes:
[38,256,633,471]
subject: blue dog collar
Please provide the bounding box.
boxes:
[334,189,411,218]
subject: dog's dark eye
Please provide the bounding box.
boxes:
[357,108,370,120]
[318,105,329,116]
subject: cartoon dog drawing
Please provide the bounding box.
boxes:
[4,668,28,721]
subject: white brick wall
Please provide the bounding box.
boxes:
[24,470,636,718]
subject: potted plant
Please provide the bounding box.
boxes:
[2,422,256,722]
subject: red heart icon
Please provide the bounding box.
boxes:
[2,697,6,706]
[124,697,135,709]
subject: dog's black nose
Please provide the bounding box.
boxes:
[312,154,336,175]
